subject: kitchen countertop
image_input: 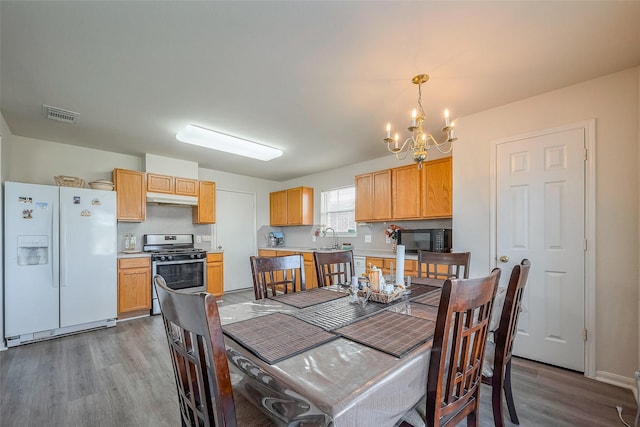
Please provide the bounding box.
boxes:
[117,251,150,259]
[257,246,418,260]
[117,250,223,259]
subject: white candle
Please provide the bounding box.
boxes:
[411,109,417,126]
[394,133,399,149]
[386,123,391,138]
[395,244,405,286]
[444,109,450,127]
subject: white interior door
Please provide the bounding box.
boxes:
[216,189,256,292]
[496,127,585,371]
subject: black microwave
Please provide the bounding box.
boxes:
[396,229,452,253]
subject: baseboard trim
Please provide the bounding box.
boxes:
[595,370,638,401]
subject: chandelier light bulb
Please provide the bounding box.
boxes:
[444,109,450,127]
[411,109,417,126]
[386,122,391,138]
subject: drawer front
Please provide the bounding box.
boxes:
[118,257,151,269]
[206,253,223,263]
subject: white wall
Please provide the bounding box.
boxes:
[453,67,640,381]
[3,135,141,185]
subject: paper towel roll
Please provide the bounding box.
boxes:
[395,244,405,286]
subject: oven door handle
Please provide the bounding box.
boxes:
[153,258,206,266]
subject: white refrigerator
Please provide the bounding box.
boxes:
[4,182,117,346]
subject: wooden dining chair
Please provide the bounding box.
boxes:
[313,250,355,288]
[153,275,271,427]
[482,259,531,427]
[402,268,500,427]
[249,254,306,300]
[417,251,471,280]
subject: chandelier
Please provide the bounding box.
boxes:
[383,74,457,169]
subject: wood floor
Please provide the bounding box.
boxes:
[1,288,636,427]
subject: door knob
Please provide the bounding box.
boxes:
[499,256,509,263]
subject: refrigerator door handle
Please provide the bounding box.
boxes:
[52,202,59,288]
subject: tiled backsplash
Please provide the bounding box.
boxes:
[117,205,213,251]
[259,219,452,252]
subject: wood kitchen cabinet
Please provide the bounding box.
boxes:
[257,249,309,291]
[117,257,151,319]
[355,157,451,222]
[302,252,318,289]
[421,157,452,218]
[269,187,314,226]
[113,168,146,222]
[175,177,198,196]
[393,164,422,219]
[355,170,392,222]
[148,173,199,197]
[366,256,417,278]
[192,181,216,224]
[206,253,224,297]
[269,191,288,226]
[147,173,174,194]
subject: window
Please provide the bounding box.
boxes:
[320,186,356,235]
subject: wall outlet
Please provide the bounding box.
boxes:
[385,236,391,244]
[196,235,202,243]
[312,235,317,242]
[364,235,372,243]
[202,235,211,242]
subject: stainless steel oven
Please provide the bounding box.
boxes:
[145,234,207,315]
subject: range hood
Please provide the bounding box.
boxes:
[146,192,198,207]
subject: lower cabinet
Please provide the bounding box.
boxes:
[207,253,224,297]
[118,257,151,319]
[257,249,310,291]
[366,257,417,277]
[303,252,318,289]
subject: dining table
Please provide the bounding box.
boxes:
[217,278,446,427]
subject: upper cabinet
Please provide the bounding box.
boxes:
[147,173,174,194]
[114,168,214,223]
[354,157,452,222]
[113,168,146,222]
[147,173,198,197]
[392,164,421,219]
[193,181,216,224]
[175,177,198,197]
[269,186,314,226]
[355,170,392,222]
[422,157,452,218]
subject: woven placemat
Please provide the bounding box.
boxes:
[294,297,386,330]
[269,288,348,309]
[411,289,442,307]
[334,311,435,358]
[222,312,339,364]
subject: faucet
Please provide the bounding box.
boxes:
[324,227,338,249]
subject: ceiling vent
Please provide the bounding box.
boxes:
[42,104,79,124]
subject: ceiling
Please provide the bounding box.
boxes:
[2,1,640,182]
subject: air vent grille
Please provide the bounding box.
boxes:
[42,104,79,124]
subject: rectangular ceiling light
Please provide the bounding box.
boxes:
[176,124,283,161]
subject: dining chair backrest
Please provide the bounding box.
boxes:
[426,268,500,427]
[250,254,306,300]
[482,259,531,426]
[494,259,530,373]
[417,251,471,280]
[313,250,355,288]
[153,275,237,427]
